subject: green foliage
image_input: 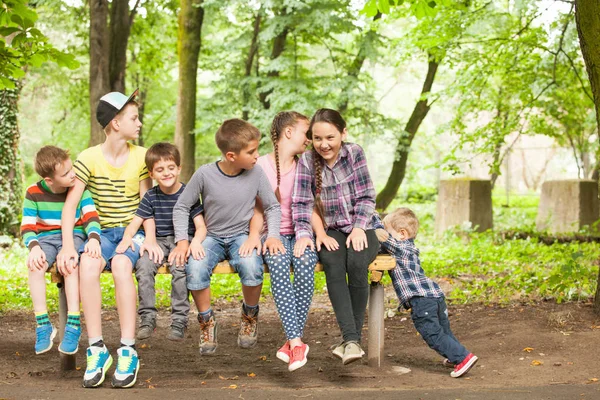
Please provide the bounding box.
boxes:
[0,0,79,89]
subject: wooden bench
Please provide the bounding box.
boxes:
[48,255,395,370]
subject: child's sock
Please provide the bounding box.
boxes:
[120,338,136,350]
[242,303,259,317]
[198,308,213,323]
[89,336,104,347]
[66,312,81,330]
[35,311,51,327]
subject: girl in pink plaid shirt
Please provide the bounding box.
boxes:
[292,108,378,365]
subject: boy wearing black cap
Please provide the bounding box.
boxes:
[57,89,153,388]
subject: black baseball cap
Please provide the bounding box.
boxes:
[96,88,139,128]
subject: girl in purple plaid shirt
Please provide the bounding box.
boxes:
[292,108,378,365]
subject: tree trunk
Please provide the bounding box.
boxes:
[575,0,600,314]
[89,0,110,147]
[175,0,204,183]
[375,57,439,211]
[258,8,288,110]
[108,0,133,93]
[0,85,23,236]
[243,13,261,121]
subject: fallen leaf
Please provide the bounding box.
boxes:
[226,384,237,389]
[567,362,574,365]
[140,344,148,349]
[531,360,543,366]
[519,357,525,361]
[318,367,323,372]
[391,366,411,375]
[523,347,534,353]
[145,377,152,383]
[539,353,545,356]
[247,373,256,378]
[259,355,267,361]
[148,384,155,389]
[201,381,206,385]
[15,352,20,356]
[75,367,81,371]
[219,375,239,380]
[587,378,598,384]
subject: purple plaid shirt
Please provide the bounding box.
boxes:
[291,142,376,240]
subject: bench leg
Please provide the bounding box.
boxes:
[368,282,385,368]
[58,282,76,371]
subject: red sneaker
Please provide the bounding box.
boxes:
[450,353,478,378]
[288,343,309,372]
[276,342,291,363]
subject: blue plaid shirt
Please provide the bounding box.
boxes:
[379,233,444,310]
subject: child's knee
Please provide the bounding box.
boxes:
[236,257,264,287]
[185,258,212,290]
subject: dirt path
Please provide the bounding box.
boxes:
[2,291,600,399]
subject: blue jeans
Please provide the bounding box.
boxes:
[40,233,85,268]
[410,296,470,364]
[263,235,318,340]
[80,227,144,270]
[185,234,264,291]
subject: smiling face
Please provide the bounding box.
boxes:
[230,139,260,170]
[150,158,181,191]
[310,121,347,166]
[45,159,76,192]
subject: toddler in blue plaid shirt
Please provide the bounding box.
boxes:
[376,207,478,378]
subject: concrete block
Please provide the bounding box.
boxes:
[536,180,599,233]
[435,179,493,235]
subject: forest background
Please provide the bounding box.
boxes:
[2,0,600,314]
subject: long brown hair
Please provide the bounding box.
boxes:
[307,108,347,227]
[269,111,309,201]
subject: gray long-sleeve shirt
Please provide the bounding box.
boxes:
[173,162,281,243]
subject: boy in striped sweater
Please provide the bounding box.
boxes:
[21,145,101,356]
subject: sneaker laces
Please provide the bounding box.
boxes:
[240,313,257,336]
[117,352,133,372]
[87,352,101,371]
[199,318,214,343]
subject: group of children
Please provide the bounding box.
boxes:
[21,89,478,389]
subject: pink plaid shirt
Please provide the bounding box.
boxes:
[291,142,376,240]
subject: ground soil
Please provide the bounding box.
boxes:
[2,288,600,399]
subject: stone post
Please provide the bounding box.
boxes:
[435,179,493,235]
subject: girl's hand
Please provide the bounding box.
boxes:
[293,237,314,258]
[346,228,367,252]
[316,234,339,252]
[263,237,286,256]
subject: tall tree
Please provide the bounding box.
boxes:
[175,0,204,182]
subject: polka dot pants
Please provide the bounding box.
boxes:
[264,235,318,340]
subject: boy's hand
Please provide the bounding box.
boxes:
[27,246,47,271]
[239,234,261,257]
[375,228,390,243]
[168,241,189,269]
[293,237,315,258]
[316,234,339,252]
[346,228,368,252]
[263,237,285,256]
[116,235,133,254]
[140,239,164,264]
[188,237,206,260]
[56,245,78,273]
[84,238,101,258]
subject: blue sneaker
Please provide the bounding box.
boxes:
[59,325,81,355]
[83,345,113,388]
[35,324,57,355]
[111,346,140,388]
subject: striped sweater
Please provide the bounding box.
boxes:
[20,180,101,250]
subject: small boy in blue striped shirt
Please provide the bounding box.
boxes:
[116,142,205,341]
[376,207,478,378]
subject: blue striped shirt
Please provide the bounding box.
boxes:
[136,184,203,237]
[379,234,444,310]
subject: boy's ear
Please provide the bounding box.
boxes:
[43,176,54,185]
[225,151,237,162]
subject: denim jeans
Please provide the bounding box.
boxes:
[410,296,470,364]
[80,227,144,270]
[185,233,264,291]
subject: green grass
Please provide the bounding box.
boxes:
[2,191,599,313]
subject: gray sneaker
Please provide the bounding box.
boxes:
[342,341,364,365]
[331,341,345,359]
[167,324,186,341]
[199,316,218,355]
[136,317,156,340]
[237,307,259,349]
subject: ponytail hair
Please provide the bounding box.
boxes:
[307,108,347,228]
[269,111,308,201]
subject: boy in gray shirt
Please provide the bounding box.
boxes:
[172,118,284,355]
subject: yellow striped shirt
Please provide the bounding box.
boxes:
[74,144,149,228]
